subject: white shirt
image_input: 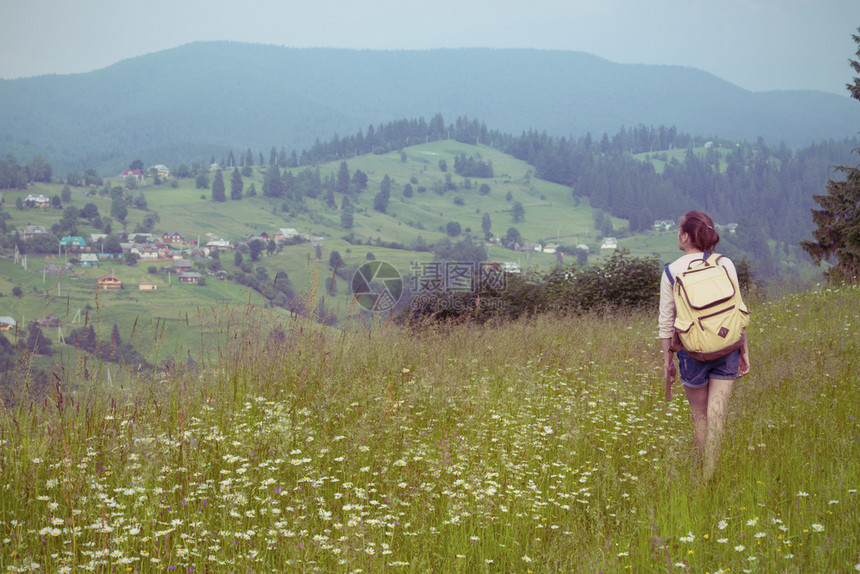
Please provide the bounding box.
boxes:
[658,252,740,339]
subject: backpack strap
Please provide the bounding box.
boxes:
[664,263,674,286]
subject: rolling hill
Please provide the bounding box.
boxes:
[1,42,857,175]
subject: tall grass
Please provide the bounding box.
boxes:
[0,284,857,572]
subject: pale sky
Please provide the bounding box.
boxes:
[0,0,857,95]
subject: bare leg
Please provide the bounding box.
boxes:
[683,385,709,458]
[703,378,734,480]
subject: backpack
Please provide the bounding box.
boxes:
[665,252,750,361]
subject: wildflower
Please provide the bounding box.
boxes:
[522,555,532,563]
[811,523,824,532]
[717,538,728,544]
[680,532,695,543]
[746,518,758,526]
[735,545,745,552]
[755,532,766,539]
[797,491,809,497]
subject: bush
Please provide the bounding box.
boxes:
[401,249,661,324]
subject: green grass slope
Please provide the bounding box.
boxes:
[0,278,856,572]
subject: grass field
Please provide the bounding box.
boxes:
[0,280,857,572]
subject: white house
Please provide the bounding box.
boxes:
[274,228,300,243]
[206,238,233,250]
[601,237,618,249]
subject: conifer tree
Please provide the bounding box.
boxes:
[801,28,860,282]
[230,168,243,200]
[211,169,226,202]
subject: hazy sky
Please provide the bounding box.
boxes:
[1,0,857,95]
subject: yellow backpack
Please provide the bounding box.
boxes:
[665,252,750,361]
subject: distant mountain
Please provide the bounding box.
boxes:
[0,41,857,174]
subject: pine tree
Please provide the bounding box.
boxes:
[512,201,525,223]
[230,168,243,200]
[337,161,351,194]
[263,165,283,198]
[211,169,226,202]
[801,28,860,282]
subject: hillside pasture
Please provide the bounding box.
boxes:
[0,281,856,572]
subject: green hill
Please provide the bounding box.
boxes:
[0,139,828,368]
[0,141,603,359]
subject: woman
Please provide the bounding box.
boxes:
[659,210,750,480]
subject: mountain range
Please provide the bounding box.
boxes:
[1,41,857,175]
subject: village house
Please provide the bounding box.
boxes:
[79,253,99,267]
[716,223,738,234]
[152,164,170,178]
[24,194,50,207]
[601,237,618,250]
[129,243,165,260]
[162,232,185,245]
[21,225,49,239]
[206,238,233,251]
[121,169,144,182]
[243,232,270,246]
[89,233,108,247]
[60,236,87,251]
[138,282,158,291]
[273,228,300,243]
[34,314,62,328]
[96,275,123,290]
[43,262,73,275]
[171,258,192,272]
[0,317,16,331]
[128,233,156,243]
[179,271,201,284]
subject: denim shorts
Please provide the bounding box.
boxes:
[677,349,740,389]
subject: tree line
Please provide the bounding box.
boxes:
[4,113,855,271]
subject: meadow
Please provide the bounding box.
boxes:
[0,279,857,573]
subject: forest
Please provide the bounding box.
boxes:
[213,114,856,251]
